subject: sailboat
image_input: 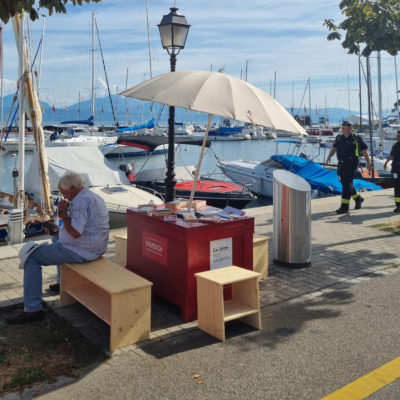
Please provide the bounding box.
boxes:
[1,14,53,242]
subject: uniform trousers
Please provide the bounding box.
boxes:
[394,170,400,206]
[337,159,359,201]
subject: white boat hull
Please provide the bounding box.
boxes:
[218,160,279,197]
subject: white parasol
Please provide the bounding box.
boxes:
[121,70,307,209]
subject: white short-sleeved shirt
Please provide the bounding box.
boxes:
[59,188,109,260]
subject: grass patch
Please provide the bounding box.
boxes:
[371,218,400,235]
[0,303,107,395]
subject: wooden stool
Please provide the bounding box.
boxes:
[253,234,269,279]
[195,266,261,341]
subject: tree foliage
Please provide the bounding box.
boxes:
[0,0,102,24]
[324,0,400,56]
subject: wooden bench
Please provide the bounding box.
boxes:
[114,231,128,267]
[60,257,152,351]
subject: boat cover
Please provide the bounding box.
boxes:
[117,135,211,152]
[25,147,130,196]
[271,155,382,194]
[60,116,94,126]
[116,118,155,133]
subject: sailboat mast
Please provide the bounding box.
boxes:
[145,0,153,79]
[0,23,3,133]
[347,75,351,120]
[124,68,128,125]
[145,0,155,122]
[291,82,294,116]
[36,15,46,102]
[395,57,400,121]
[377,51,383,158]
[17,15,25,210]
[308,77,311,120]
[91,11,95,127]
[0,23,3,193]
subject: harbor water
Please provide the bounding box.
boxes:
[0,138,394,209]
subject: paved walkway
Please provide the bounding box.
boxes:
[1,188,400,398]
[1,188,399,354]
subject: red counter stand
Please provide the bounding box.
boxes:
[126,209,254,322]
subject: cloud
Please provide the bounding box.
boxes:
[0,79,17,96]
[0,0,397,114]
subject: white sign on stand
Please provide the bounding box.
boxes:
[210,237,233,269]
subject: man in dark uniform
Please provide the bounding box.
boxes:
[384,130,400,213]
[326,121,372,214]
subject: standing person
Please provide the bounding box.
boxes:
[384,130,400,213]
[326,121,372,214]
[6,172,109,324]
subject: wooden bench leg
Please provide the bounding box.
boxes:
[60,265,77,306]
[110,288,151,351]
[197,280,226,341]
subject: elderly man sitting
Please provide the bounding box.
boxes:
[7,172,109,324]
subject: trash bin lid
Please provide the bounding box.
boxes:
[273,170,310,192]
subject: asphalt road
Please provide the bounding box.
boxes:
[22,266,400,400]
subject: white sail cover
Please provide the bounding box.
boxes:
[25,147,130,198]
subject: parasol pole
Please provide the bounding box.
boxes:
[188,114,213,211]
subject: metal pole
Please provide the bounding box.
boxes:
[358,52,362,132]
[0,23,3,193]
[395,57,400,121]
[366,56,375,180]
[377,51,383,158]
[165,52,176,202]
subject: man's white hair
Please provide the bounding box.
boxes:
[58,172,85,190]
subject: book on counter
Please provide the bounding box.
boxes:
[189,199,207,210]
[165,199,188,211]
[174,210,198,222]
[131,206,154,213]
[151,208,174,217]
[195,206,222,218]
[216,206,246,220]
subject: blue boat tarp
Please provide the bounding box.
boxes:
[271,155,382,194]
[117,118,155,133]
[60,116,94,126]
[209,126,242,136]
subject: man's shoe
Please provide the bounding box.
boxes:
[394,206,400,213]
[6,311,44,325]
[336,206,349,214]
[354,196,364,210]
[49,283,60,294]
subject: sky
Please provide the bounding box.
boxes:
[1,0,400,117]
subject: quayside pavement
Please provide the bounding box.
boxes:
[1,188,400,399]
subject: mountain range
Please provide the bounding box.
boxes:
[1,93,356,127]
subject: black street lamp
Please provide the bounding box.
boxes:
[158,7,190,202]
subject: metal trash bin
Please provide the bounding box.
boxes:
[273,170,311,268]
[8,208,24,245]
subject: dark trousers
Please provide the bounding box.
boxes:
[337,160,358,201]
[394,171,400,206]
